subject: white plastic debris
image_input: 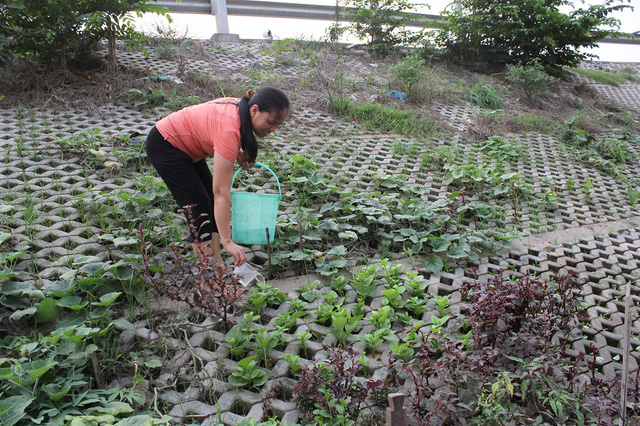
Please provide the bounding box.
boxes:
[234,262,264,287]
[225,258,264,287]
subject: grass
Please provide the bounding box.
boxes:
[571,67,640,86]
[335,99,443,137]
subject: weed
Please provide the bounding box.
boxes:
[128,88,166,109]
[338,101,441,136]
[293,344,381,424]
[390,54,427,101]
[583,177,594,204]
[628,185,640,208]
[228,356,268,389]
[566,178,575,191]
[506,60,555,101]
[470,81,504,109]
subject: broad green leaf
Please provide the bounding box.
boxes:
[0,248,28,264]
[332,316,348,331]
[227,375,248,387]
[0,396,33,426]
[424,255,444,275]
[302,230,322,241]
[112,319,136,331]
[448,242,471,259]
[69,344,99,361]
[110,264,134,280]
[289,250,309,261]
[113,236,138,247]
[43,280,76,297]
[9,307,37,321]
[0,367,14,380]
[23,359,57,379]
[493,185,509,196]
[315,264,338,276]
[410,241,423,254]
[79,262,105,277]
[338,231,358,240]
[56,296,88,311]
[44,334,62,345]
[0,269,19,280]
[72,256,101,265]
[35,298,60,323]
[2,281,32,296]
[56,312,86,330]
[144,359,163,368]
[500,172,520,180]
[328,259,347,268]
[0,232,11,245]
[327,245,347,256]
[319,203,335,214]
[43,383,71,401]
[92,292,121,307]
[95,401,134,416]
[429,238,450,253]
[69,415,116,425]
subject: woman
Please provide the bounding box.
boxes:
[145,87,290,266]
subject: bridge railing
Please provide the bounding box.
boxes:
[153,0,639,46]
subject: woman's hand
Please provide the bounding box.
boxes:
[236,150,252,170]
[222,239,247,266]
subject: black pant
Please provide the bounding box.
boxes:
[145,126,217,242]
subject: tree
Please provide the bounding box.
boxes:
[84,1,170,72]
[0,0,168,70]
[341,0,426,55]
[436,0,631,71]
[0,0,93,68]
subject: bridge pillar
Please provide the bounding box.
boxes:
[210,0,240,42]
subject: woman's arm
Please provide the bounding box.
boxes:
[212,151,247,266]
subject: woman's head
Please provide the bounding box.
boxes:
[238,87,290,163]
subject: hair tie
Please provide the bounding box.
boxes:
[245,89,255,101]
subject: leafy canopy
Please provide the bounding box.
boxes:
[436,0,631,70]
[0,0,168,69]
[339,0,426,55]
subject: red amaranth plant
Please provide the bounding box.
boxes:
[293,344,382,422]
[400,270,632,424]
[460,269,583,350]
[137,206,246,331]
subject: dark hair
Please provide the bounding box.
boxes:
[238,87,290,163]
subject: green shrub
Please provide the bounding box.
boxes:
[0,0,167,69]
[506,61,555,101]
[594,138,635,163]
[437,0,630,70]
[470,82,503,109]
[339,0,425,55]
[390,54,427,100]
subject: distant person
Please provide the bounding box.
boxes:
[263,29,274,40]
[145,87,290,266]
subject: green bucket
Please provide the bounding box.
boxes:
[231,162,281,245]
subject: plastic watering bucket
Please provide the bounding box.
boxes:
[231,162,281,245]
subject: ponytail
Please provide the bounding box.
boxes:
[238,87,290,164]
[238,89,258,163]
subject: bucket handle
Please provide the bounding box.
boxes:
[231,162,282,199]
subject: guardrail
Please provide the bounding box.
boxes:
[153,0,640,46]
[154,0,443,34]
